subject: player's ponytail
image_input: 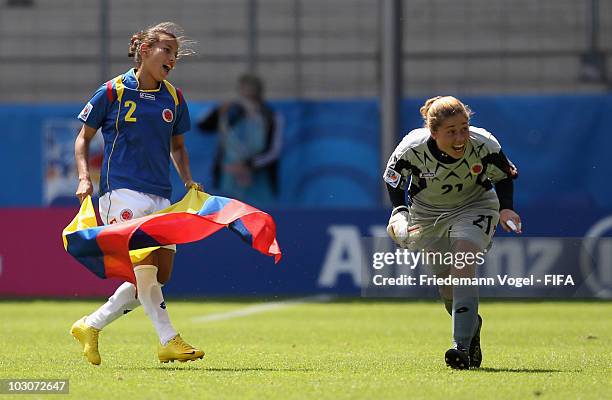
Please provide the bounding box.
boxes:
[128,31,144,63]
[420,96,472,132]
[419,96,443,121]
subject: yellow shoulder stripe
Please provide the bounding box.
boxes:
[163,80,179,107]
[114,75,124,103]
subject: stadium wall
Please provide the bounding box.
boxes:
[2,0,611,101]
[0,205,611,298]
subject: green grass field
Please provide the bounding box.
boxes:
[0,300,610,399]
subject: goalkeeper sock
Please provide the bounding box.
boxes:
[86,282,141,330]
[452,286,479,349]
[134,265,177,346]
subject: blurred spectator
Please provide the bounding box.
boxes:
[198,74,281,205]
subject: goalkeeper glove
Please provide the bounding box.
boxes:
[387,206,410,246]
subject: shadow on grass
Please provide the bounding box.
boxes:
[205,367,313,372]
[477,367,574,373]
[131,366,313,372]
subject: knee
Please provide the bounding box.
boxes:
[109,282,137,303]
[157,269,172,285]
[154,248,174,284]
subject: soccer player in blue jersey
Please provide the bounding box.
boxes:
[383,96,522,369]
[70,22,204,365]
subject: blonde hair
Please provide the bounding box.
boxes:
[128,22,196,66]
[419,96,472,132]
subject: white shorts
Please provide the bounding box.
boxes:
[99,188,176,252]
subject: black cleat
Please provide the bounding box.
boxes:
[469,315,483,368]
[445,345,470,370]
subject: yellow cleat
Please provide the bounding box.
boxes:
[158,334,205,363]
[70,316,101,365]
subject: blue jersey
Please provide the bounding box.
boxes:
[77,68,191,199]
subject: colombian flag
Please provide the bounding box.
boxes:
[62,188,281,284]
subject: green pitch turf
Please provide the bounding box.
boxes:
[0,300,610,399]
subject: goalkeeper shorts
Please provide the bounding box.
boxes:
[408,193,500,274]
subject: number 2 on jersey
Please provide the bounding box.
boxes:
[124,100,137,122]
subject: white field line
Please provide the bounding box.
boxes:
[191,294,335,323]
